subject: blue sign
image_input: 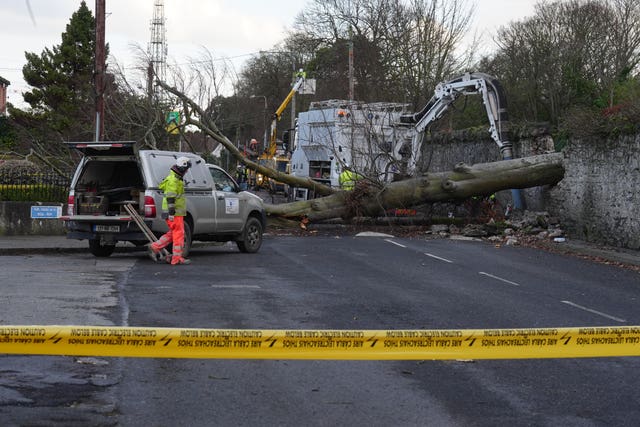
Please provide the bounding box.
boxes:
[30,206,62,219]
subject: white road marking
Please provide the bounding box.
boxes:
[561,300,627,323]
[384,239,406,248]
[358,232,395,238]
[210,285,261,289]
[383,238,454,264]
[479,272,521,287]
[424,253,453,263]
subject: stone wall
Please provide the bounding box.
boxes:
[418,128,639,249]
[548,136,640,249]
[0,202,66,236]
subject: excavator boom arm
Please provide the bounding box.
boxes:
[401,72,512,173]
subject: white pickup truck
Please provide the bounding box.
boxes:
[62,142,266,257]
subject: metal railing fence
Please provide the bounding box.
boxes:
[0,169,70,202]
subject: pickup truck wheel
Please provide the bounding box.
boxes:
[237,217,263,253]
[89,239,116,257]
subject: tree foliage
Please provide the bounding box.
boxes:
[12,1,96,141]
[3,1,100,173]
[479,0,640,134]
[0,116,17,152]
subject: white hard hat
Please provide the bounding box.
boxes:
[176,156,191,168]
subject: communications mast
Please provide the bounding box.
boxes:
[147,0,167,100]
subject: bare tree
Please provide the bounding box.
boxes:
[104,47,237,154]
[104,60,167,149]
[290,0,474,105]
[387,0,475,108]
[487,0,640,125]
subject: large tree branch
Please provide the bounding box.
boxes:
[158,81,336,196]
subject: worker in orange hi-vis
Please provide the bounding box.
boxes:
[150,156,192,265]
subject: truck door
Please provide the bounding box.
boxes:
[183,161,216,233]
[141,151,216,234]
[208,166,244,232]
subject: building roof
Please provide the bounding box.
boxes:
[301,145,330,161]
[0,75,10,86]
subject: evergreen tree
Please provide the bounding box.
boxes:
[0,116,17,151]
[11,1,96,142]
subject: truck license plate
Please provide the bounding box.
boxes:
[94,225,120,232]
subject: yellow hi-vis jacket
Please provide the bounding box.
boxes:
[339,169,359,191]
[159,170,187,216]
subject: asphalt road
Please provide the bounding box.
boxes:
[1,235,639,426]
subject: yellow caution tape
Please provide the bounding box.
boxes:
[0,325,639,360]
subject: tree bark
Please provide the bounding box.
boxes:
[265,153,565,221]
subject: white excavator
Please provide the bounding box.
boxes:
[399,72,523,208]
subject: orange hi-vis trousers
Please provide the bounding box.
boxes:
[151,216,186,265]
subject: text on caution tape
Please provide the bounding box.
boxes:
[0,325,639,360]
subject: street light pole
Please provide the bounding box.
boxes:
[250,95,268,152]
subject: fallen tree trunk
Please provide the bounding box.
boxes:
[265,152,565,221]
[156,81,564,223]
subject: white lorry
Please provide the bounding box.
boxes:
[287,100,414,200]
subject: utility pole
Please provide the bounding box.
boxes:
[348,26,354,101]
[94,0,106,141]
[290,64,297,132]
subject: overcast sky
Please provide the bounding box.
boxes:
[0,0,538,107]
